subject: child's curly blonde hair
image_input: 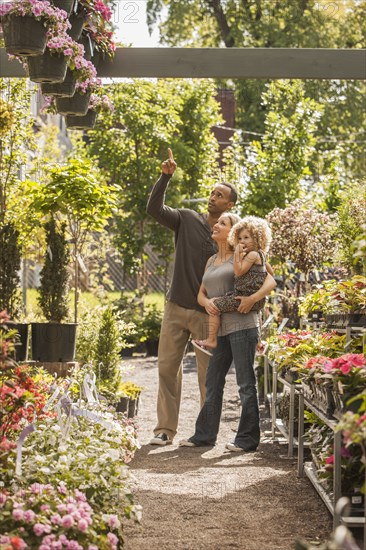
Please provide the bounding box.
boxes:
[228,215,272,253]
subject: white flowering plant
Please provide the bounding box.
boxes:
[4,408,140,525]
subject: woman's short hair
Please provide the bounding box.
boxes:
[228,215,272,253]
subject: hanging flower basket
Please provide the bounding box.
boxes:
[41,68,76,97]
[65,108,97,129]
[56,90,91,115]
[27,49,68,83]
[1,14,49,56]
[67,8,86,40]
[51,0,75,16]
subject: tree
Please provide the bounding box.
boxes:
[38,219,70,323]
[333,181,366,275]
[85,79,221,287]
[31,158,117,322]
[146,0,366,181]
[0,79,36,318]
[240,81,322,216]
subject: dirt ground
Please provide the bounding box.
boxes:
[122,353,334,550]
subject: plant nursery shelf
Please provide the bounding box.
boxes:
[304,463,364,528]
[298,394,365,530]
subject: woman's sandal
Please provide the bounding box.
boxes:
[191,340,213,357]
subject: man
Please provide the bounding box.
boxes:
[147,149,273,446]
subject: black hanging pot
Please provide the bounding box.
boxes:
[65,109,97,129]
[56,90,91,115]
[27,50,68,83]
[51,0,75,16]
[41,68,76,97]
[78,31,94,61]
[31,322,77,362]
[67,8,86,40]
[1,15,49,56]
[90,49,101,69]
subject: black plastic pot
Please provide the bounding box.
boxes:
[145,339,159,357]
[128,398,137,418]
[27,50,68,84]
[41,68,76,97]
[65,109,97,130]
[116,396,129,414]
[51,0,75,15]
[2,322,30,362]
[78,31,94,61]
[56,91,91,116]
[31,322,77,362]
[67,9,86,40]
[2,15,49,56]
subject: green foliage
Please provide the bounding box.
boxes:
[0,79,35,227]
[0,222,21,318]
[333,181,366,274]
[38,219,70,323]
[241,81,322,216]
[146,1,366,182]
[298,276,366,316]
[94,306,121,393]
[118,381,142,399]
[137,304,162,343]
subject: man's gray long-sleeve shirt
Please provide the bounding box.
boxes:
[147,174,216,312]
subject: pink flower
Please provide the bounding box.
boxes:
[108,515,120,530]
[77,518,88,532]
[33,523,47,536]
[107,532,118,548]
[23,509,36,522]
[51,514,62,525]
[325,455,334,465]
[0,492,7,507]
[61,514,75,528]
[12,508,24,521]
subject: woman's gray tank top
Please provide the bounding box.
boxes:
[202,255,259,336]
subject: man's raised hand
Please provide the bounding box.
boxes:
[162,148,177,175]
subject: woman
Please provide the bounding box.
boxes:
[180,212,276,452]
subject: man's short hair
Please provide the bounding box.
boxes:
[221,182,238,204]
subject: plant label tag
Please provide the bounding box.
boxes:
[77,253,88,273]
[277,318,289,333]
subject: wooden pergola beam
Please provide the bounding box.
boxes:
[1,47,365,79]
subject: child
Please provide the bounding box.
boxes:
[193,215,272,356]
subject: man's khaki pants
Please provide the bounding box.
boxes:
[154,301,209,439]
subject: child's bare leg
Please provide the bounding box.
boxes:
[199,314,220,349]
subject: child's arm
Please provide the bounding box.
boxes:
[266,262,274,276]
[234,246,260,276]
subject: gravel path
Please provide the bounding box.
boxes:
[122,354,333,550]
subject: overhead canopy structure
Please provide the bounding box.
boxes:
[1,47,365,79]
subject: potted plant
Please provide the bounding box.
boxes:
[138,304,162,357]
[31,218,77,364]
[30,157,117,323]
[41,42,97,98]
[65,92,114,130]
[118,381,143,418]
[0,0,69,56]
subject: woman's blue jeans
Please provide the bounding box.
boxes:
[190,327,260,451]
